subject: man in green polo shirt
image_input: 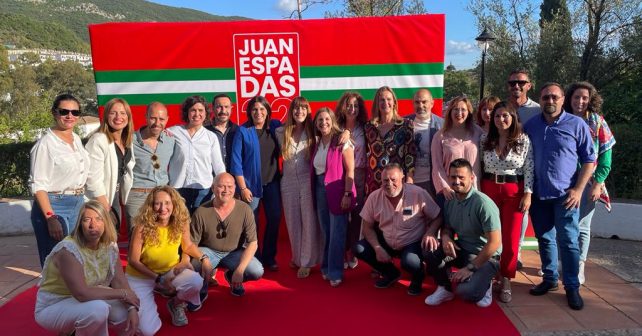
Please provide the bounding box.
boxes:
[423,158,502,307]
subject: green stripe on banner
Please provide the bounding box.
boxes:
[94,68,236,83]
[301,87,444,102]
[97,87,443,106]
[97,92,237,106]
[94,63,444,83]
[300,63,444,78]
[521,237,539,251]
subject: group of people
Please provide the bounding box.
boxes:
[29,67,614,335]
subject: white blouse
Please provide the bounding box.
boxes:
[313,138,352,175]
[30,129,89,193]
[481,133,534,193]
[168,125,225,189]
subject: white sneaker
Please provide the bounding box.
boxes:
[578,261,586,285]
[425,286,454,306]
[476,284,493,308]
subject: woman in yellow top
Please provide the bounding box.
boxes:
[126,186,204,333]
[34,200,140,336]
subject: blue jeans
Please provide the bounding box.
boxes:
[246,179,282,267]
[315,174,347,281]
[31,194,84,267]
[178,188,212,215]
[353,231,425,284]
[578,183,597,262]
[192,246,264,296]
[424,247,499,301]
[530,196,581,290]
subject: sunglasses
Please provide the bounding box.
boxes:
[216,222,228,239]
[151,154,160,170]
[56,108,81,117]
[507,80,529,87]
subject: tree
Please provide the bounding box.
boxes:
[37,60,98,115]
[443,68,477,102]
[325,0,426,17]
[467,0,540,97]
[535,0,577,85]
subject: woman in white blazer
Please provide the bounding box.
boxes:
[86,98,135,234]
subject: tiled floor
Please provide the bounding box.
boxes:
[1,234,641,335]
[497,248,642,335]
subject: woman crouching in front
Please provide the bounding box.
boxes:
[34,200,140,336]
[126,186,204,333]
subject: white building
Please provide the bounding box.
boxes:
[6,48,92,67]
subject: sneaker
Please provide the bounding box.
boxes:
[566,289,584,310]
[476,284,493,307]
[225,271,246,297]
[407,280,422,296]
[424,286,454,306]
[186,291,208,312]
[374,273,401,289]
[347,257,358,269]
[529,281,559,296]
[330,279,342,287]
[167,298,188,327]
[578,261,586,285]
[516,260,523,270]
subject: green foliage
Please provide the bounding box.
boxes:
[0,0,246,50]
[0,141,33,197]
[535,0,577,86]
[443,68,477,102]
[0,13,89,53]
[325,0,426,17]
[607,123,642,200]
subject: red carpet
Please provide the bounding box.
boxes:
[0,222,519,336]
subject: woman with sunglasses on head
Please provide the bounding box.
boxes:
[563,82,615,285]
[431,96,484,206]
[34,200,140,336]
[127,186,204,331]
[480,101,534,303]
[168,95,226,215]
[231,95,283,271]
[476,96,501,134]
[86,98,136,234]
[275,97,322,278]
[30,93,90,267]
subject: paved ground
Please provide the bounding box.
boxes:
[1,235,641,335]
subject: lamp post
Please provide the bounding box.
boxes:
[475,27,496,102]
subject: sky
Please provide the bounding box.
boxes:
[148,0,481,69]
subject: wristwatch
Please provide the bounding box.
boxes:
[466,263,478,272]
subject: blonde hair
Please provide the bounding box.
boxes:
[133,186,190,246]
[282,97,316,161]
[371,86,401,125]
[71,200,117,249]
[443,96,475,133]
[99,98,134,148]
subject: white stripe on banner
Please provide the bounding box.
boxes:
[96,75,443,96]
[300,74,443,91]
[96,80,237,95]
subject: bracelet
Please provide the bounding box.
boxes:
[45,211,55,218]
[127,305,139,312]
[239,187,247,191]
[344,191,353,196]
[122,289,127,301]
[199,254,209,262]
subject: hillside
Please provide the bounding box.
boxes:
[0,0,248,53]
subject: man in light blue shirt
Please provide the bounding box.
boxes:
[125,102,177,232]
[523,83,595,311]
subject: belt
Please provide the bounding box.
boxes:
[49,187,85,196]
[131,187,155,193]
[483,172,524,184]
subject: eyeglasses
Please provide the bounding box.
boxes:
[151,154,160,170]
[541,95,561,102]
[56,108,81,117]
[216,222,228,239]
[507,80,529,87]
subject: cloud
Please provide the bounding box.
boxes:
[275,0,299,14]
[446,40,476,55]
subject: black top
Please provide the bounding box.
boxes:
[114,144,131,189]
[206,121,239,172]
[256,128,278,184]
